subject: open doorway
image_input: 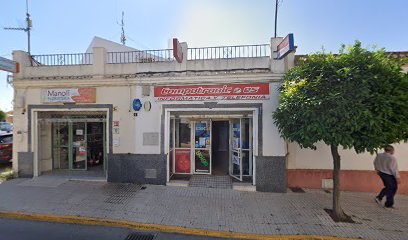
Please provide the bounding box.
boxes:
[86,122,105,173]
[211,121,229,175]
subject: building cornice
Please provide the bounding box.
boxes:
[13,72,284,88]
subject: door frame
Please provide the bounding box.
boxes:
[191,119,212,175]
[32,107,111,177]
[70,121,88,171]
[164,108,258,185]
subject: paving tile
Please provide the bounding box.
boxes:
[0,178,408,239]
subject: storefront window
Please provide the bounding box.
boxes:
[241,118,250,149]
[195,149,210,173]
[232,120,240,149]
[194,121,210,149]
[175,119,191,148]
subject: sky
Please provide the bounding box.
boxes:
[1,0,407,111]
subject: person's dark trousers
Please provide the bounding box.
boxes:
[377,171,398,207]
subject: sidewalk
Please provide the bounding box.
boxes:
[0,178,406,240]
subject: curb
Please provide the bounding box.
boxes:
[0,211,359,240]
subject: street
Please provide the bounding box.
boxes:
[0,218,235,240]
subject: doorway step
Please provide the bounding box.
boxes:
[188,175,232,189]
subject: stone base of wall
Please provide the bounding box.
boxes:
[287,169,408,194]
[108,154,167,185]
[256,156,287,193]
[17,152,34,178]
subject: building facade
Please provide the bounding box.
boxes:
[11,38,407,193]
[12,37,292,192]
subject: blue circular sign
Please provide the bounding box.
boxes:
[132,99,142,111]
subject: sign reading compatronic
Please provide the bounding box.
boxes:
[42,88,96,103]
[154,83,269,101]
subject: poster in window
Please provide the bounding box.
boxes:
[175,149,191,173]
[195,122,209,148]
[195,150,210,173]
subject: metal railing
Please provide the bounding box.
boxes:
[188,44,270,60]
[107,49,174,64]
[31,53,93,66]
[29,44,270,66]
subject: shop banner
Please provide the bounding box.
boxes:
[42,88,96,103]
[175,149,191,173]
[154,83,269,101]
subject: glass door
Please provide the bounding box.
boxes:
[229,118,253,181]
[230,119,242,181]
[72,122,87,170]
[193,120,211,174]
[52,121,88,171]
[173,118,192,174]
[241,118,252,177]
[52,122,70,169]
[169,118,175,177]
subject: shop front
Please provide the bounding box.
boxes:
[158,83,269,186]
[35,110,109,177]
[169,117,253,182]
[50,115,106,172]
[26,87,111,178]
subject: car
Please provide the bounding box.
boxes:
[0,134,12,163]
[0,122,13,135]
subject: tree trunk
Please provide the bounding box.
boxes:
[330,144,346,220]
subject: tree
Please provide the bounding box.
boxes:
[0,110,6,122]
[273,41,408,221]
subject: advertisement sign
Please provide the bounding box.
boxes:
[173,38,183,63]
[42,88,96,103]
[195,122,210,148]
[175,149,191,173]
[154,83,269,101]
[195,150,210,173]
[144,101,152,112]
[0,56,19,73]
[132,99,142,111]
[276,33,295,59]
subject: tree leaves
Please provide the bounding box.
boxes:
[273,41,408,154]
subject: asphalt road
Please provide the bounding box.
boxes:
[0,218,236,240]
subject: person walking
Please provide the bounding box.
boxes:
[374,145,401,208]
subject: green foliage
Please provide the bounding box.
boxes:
[0,110,6,122]
[0,168,14,182]
[273,41,408,153]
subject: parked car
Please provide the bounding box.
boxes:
[0,122,13,135]
[0,134,12,163]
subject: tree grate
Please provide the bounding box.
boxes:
[124,233,155,240]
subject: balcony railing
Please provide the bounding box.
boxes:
[29,44,271,67]
[107,49,174,64]
[187,44,270,60]
[31,53,93,66]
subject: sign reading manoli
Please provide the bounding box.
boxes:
[154,83,269,101]
[42,88,96,103]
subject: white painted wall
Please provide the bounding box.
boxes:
[86,36,139,53]
[262,82,286,157]
[287,141,408,171]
